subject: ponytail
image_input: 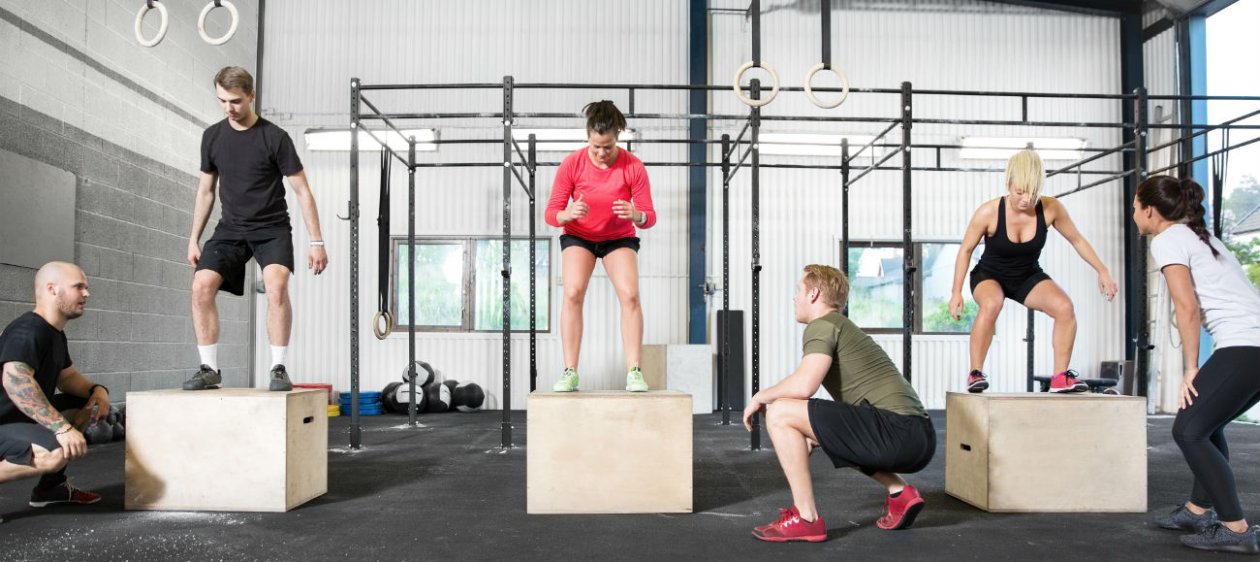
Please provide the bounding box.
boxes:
[1136,175,1220,257]
[582,100,626,136]
[1179,177,1219,258]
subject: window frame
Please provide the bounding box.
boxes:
[389,236,552,334]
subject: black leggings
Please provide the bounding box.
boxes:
[1173,346,1260,522]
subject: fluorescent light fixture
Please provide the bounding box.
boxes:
[511,128,638,152]
[959,137,1087,161]
[757,133,877,157]
[304,128,438,152]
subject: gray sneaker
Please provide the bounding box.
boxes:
[182,365,222,390]
[1181,523,1260,554]
[269,365,293,392]
[1157,504,1219,533]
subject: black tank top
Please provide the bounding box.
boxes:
[976,197,1047,274]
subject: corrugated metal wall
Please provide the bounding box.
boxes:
[709,1,1126,409]
[261,0,690,409]
[263,0,1139,411]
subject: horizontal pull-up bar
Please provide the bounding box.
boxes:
[359,80,1181,102]
[1147,134,1260,177]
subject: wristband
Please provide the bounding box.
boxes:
[89,384,108,397]
[55,425,71,435]
[309,240,325,247]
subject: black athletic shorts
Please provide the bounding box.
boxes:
[559,234,640,259]
[969,265,1051,305]
[196,226,295,296]
[808,399,935,475]
[0,422,60,466]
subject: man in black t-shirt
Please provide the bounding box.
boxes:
[0,262,106,510]
[186,67,328,392]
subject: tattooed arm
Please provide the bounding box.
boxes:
[3,360,87,459]
[3,361,70,432]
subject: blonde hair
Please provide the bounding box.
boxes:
[802,264,849,309]
[1005,149,1044,200]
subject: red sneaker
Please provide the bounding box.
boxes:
[877,485,925,530]
[29,481,101,507]
[1049,369,1088,393]
[752,506,827,543]
[966,370,989,393]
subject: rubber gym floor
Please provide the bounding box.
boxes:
[0,410,1250,561]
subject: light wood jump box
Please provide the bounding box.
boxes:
[945,392,1146,513]
[527,390,692,514]
[125,388,328,512]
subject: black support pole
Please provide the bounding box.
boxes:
[688,0,709,345]
[841,138,849,317]
[1132,87,1151,397]
[750,79,762,451]
[407,138,417,426]
[349,78,362,449]
[720,133,732,426]
[1026,308,1035,391]
[501,76,514,449]
[900,82,913,381]
[529,134,538,393]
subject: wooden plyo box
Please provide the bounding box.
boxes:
[945,392,1146,513]
[527,390,692,514]
[125,388,328,512]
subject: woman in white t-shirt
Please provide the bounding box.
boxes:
[1134,175,1260,554]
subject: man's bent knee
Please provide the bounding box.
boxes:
[31,445,67,473]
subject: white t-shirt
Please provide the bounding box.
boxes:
[1150,223,1260,348]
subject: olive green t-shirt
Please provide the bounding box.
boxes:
[803,311,927,418]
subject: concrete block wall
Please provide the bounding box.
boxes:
[0,0,259,397]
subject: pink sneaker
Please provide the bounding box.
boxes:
[752,506,827,543]
[966,370,989,393]
[1049,369,1089,393]
[877,485,926,530]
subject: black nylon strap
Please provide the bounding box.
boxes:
[378,148,391,315]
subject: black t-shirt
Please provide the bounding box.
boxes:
[200,117,304,232]
[0,312,71,424]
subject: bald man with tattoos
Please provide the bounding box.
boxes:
[0,262,104,514]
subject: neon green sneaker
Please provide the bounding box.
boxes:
[626,367,649,392]
[553,368,579,392]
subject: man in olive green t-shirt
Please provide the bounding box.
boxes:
[744,265,936,543]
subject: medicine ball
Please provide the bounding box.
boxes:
[453,382,485,412]
[402,361,435,387]
[394,382,428,413]
[381,382,402,413]
[424,382,451,413]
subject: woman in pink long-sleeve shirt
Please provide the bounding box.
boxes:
[544,101,656,392]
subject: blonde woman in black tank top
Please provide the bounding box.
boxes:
[948,150,1118,393]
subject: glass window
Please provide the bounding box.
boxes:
[391,237,551,332]
[473,239,551,331]
[919,243,979,333]
[845,245,904,330]
[394,241,465,328]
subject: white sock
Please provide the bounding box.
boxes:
[198,345,218,371]
[271,345,288,369]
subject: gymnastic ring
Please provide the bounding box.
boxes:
[732,61,780,108]
[198,0,239,46]
[372,310,393,340]
[134,1,169,48]
[804,63,850,109]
